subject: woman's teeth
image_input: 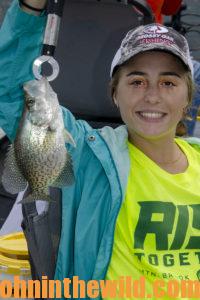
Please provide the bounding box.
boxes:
[139,112,165,119]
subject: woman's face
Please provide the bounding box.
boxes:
[114,51,188,141]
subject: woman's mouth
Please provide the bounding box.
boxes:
[136,111,167,122]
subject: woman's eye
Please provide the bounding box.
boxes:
[131,80,145,86]
[161,81,176,87]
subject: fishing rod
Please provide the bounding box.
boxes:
[33,0,65,81]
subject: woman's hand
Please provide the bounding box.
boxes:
[20,0,47,16]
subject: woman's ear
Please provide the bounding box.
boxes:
[113,92,119,108]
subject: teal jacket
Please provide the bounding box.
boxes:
[1,2,200,299]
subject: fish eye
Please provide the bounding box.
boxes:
[27,97,35,106]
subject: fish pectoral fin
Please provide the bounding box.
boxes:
[64,130,76,147]
[51,153,75,188]
[1,145,27,194]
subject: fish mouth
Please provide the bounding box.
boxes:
[135,111,167,122]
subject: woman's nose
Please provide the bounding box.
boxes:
[144,85,161,104]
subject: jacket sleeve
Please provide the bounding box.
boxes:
[0,0,46,141]
[0,0,89,151]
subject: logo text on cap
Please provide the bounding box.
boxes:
[143,25,169,34]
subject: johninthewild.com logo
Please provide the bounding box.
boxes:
[1,276,200,298]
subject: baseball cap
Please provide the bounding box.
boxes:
[110,23,193,77]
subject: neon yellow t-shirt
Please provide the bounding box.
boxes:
[105,139,200,300]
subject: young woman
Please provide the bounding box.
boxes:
[1,1,200,299]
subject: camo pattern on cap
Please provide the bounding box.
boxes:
[110,24,193,77]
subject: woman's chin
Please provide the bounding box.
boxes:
[129,127,176,141]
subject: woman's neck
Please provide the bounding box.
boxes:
[129,132,188,174]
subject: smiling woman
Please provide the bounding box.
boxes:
[109,24,196,175]
[113,52,188,137]
[104,29,200,296]
[111,54,194,136]
[113,53,190,173]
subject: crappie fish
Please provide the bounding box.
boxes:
[2,78,75,203]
